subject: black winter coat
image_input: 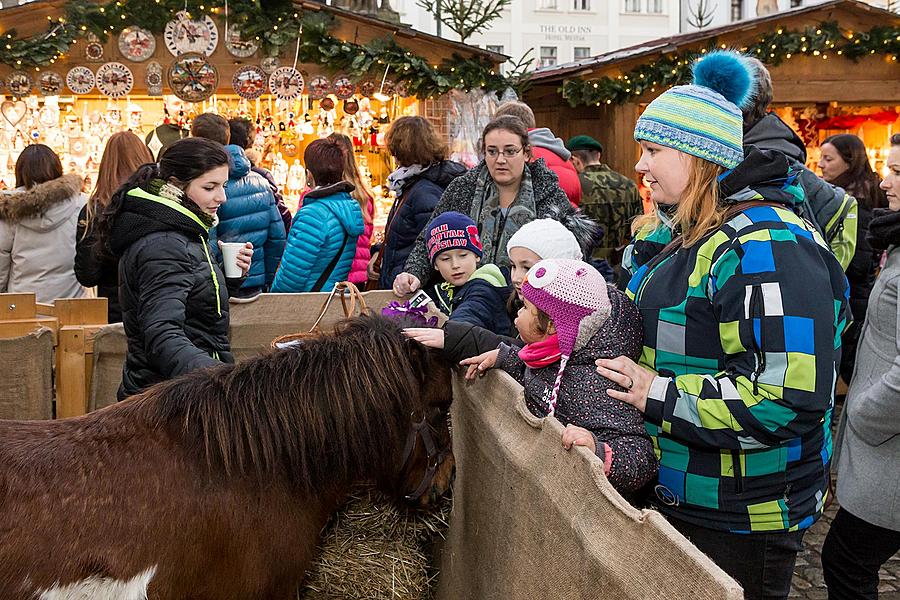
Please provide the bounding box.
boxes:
[75,205,121,322]
[379,161,466,289]
[109,186,240,400]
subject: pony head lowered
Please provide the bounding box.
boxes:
[135,313,454,504]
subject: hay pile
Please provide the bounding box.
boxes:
[299,485,453,599]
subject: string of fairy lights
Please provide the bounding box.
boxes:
[561,21,900,108]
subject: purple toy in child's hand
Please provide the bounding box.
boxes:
[382,300,439,328]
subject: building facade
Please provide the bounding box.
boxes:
[389,0,681,70]
[680,0,894,32]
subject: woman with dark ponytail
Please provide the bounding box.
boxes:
[95,137,253,400]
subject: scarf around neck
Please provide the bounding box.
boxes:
[470,162,537,268]
[518,333,562,369]
[387,164,429,195]
[867,208,900,252]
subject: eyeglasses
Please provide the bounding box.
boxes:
[485,147,524,159]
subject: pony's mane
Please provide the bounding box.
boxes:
[139,314,434,494]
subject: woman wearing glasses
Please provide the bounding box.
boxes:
[392,114,572,296]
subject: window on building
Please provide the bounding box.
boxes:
[649,0,664,12]
[539,0,558,9]
[486,44,505,54]
[730,0,743,20]
[574,47,591,60]
[573,0,590,9]
[789,0,802,6]
[539,46,558,67]
[624,0,642,12]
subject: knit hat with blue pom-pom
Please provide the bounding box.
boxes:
[633,50,756,169]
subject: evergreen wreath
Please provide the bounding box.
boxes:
[0,0,517,98]
[561,21,900,107]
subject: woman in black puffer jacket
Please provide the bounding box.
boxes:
[95,138,253,400]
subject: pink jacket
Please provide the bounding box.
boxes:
[347,195,374,285]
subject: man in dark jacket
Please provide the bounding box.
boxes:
[742,59,858,271]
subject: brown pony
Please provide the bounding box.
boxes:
[0,315,453,600]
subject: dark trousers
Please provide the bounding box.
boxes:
[822,507,900,599]
[669,517,805,600]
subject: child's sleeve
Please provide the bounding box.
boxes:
[496,342,528,382]
[595,434,658,496]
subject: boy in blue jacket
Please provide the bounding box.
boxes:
[425,212,513,336]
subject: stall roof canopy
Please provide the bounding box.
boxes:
[0,0,507,65]
[530,0,900,83]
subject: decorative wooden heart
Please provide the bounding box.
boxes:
[1,101,27,127]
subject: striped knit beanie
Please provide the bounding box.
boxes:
[633,50,756,169]
[521,259,611,416]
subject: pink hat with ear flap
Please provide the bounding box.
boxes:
[521,259,611,415]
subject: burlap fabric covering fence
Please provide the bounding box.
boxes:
[0,328,53,420]
[436,371,743,600]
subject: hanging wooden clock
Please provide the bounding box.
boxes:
[358,80,376,97]
[146,61,164,96]
[232,65,267,100]
[6,71,34,97]
[85,33,105,62]
[164,10,218,57]
[96,62,134,98]
[307,75,330,99]
[260,56,280,74]
[38,71,64,96]
[118,26,156,62]
[66,66,95,95]
[167,53,219,103]
[224,24,259,58]
[332,75,355,100]
[268,67,304,100]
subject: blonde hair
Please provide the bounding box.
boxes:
[632,156,726,247]
[328,133,373,225]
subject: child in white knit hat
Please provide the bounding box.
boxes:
[460,258,656,498]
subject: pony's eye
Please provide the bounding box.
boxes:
[526,260,559,289]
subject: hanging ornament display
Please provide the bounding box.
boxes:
[38,71,64,96]
[167,53,218,103]
[164,10,219,57]
[307,75,330,99]
[38,98,59,127]
[66,66,95,95]
[118,26,157,62]
[320,97,336,111]
[224,24,259,58]
[6,71,34,97]
[232,65,267,100]
[96,62,134,98]
[343,98,359,115]
[332,75,355,100]
[85,33,105,62]
[1,100,27,127]
[269,67,304,100]
[260,56,280,74]
[358,80,376,98]
[145,61,163,96]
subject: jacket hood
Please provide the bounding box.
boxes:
[303,181,365,238]
[109,187,211,257]
[226,145,251,179]
[468,263,509,288]
[719,147,805,208]
[743,113,806,163]
[528,128,571,161]
[419,160,468,187]
[0,174,83,231]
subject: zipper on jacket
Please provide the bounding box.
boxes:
[731,450,744,494]
[749,284,766,395]
[635,244,681,305]
[200,236,222,317]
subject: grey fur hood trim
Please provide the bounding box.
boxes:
[0,174,83,224]
[542,203,602,258]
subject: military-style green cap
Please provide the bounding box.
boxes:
[566,135,604,153]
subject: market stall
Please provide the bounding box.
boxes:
[524,0,900,192]
[0,0,508,236]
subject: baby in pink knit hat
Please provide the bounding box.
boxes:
[461,258,657,498]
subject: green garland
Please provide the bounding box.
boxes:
[562,21,900,107]
[0,0,515,98]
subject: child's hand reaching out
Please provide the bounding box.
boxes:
[459,349,499,380]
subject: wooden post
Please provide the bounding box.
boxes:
[0,293,59,343]
[56,324,105,419]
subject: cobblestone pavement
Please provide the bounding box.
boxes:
[790,501,900,599]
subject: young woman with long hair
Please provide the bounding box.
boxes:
[328,133,374,288]
[75,131,153,322]
[596,51,849,599]
[94,137,253,400]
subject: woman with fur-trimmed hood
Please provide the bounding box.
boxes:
[0,145,86,303]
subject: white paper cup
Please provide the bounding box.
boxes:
[220,242,246,278]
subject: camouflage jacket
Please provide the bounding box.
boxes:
[579,164,642,251]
